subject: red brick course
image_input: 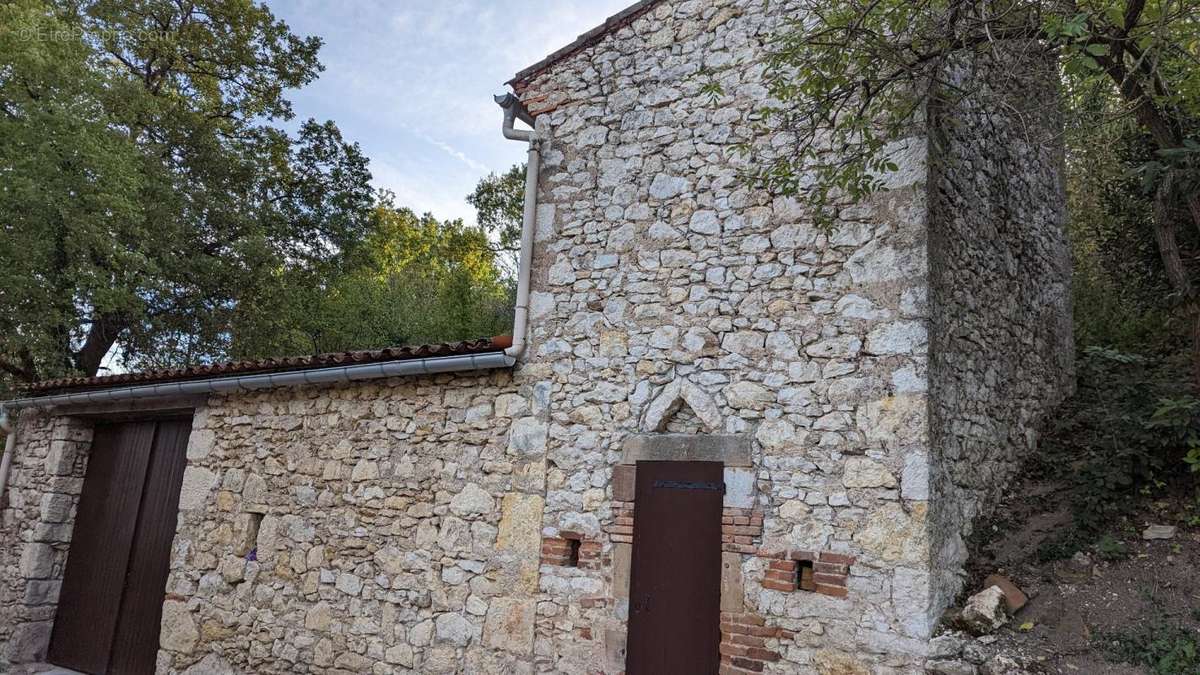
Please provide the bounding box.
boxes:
[756,549,855,599]
[719,611,792,674]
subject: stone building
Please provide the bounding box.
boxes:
[0,0,1073,673]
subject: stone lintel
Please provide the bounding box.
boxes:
[620,434,751,467]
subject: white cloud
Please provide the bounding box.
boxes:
[267,0,632,218]
[401,124,488,174]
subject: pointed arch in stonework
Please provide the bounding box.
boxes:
[641,379,723,433]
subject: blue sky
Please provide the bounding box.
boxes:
[263,0,631,223]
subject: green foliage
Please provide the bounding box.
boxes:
[1094,534,1129,561]
[228,205,513,358]
[756,1,1200,387]
[0,0,374,380]
[1066,119,1183,351]
[1149,396,1200,474]
[745,0,923,226]
[1100,614,1200,675]
[1033,347,1198,559]
[752,0,1200,216]
[466,164,525,274]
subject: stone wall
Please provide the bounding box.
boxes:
[155,371,544,674]
[0,412,92,669]
[926,48,1075,615]
[513,0,940,671]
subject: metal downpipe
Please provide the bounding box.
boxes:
[495,93,540,361]
[0,406,18,509]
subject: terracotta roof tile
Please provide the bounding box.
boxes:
[23,336,510,395]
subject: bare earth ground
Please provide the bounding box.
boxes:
[965,478,1200,675]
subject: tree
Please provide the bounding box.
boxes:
[1068,118,1180,349]
[0,0,374,382]
[748,0,1200,388]
[467,163,525,275]
[227,204,513,358]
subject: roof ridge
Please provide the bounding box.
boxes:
[507,0,664,87]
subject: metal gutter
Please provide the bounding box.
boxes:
[0,351,515,412]
[0,349,513,506]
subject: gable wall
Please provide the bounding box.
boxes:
[514,0,938,671]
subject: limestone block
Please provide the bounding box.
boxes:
[721,331,765,356]
[756,418,807,453]
[6,621,51,663]
[19,543,53,579]
[842,457,897,489]
[305,602,332,631]
[23,579,60,606]
[186,428,215,460]
[648,173,688,199]
[961,586,1008,634]
[450,483,494,517]
[350,459,379,482]
[496,493,544,555]
[859,394,928,445]
[902,454,931,500]
[724,381,772,409]
[37,492,73,523]
[720,552,745,612]
[507,417,548,456]
[160,601,199,653]
[177,466,219,510]
[812,649,870,675]
[181,653,238,675]
[44,439,78,476]
[852,503,929,564]
[865,320,928,355]
[435,613,477,647]
[483,597,536,654]
[723,468,755,508]
[241,473,267,504]
[892,567,936,639]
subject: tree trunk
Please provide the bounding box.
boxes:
[1191,306,1200,392]
[73,314,126,377]
[1150,171,1200,390]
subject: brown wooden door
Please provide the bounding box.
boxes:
[626,461,723,675]
[48,418,192,675]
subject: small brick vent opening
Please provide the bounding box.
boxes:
[761,551,853,599]
[797,559,815,592]
[541,533,602,569]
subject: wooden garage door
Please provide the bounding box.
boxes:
[48,418,192,675]
[626,461,723,674]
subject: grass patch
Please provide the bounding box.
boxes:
[1099,618,1200,675]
